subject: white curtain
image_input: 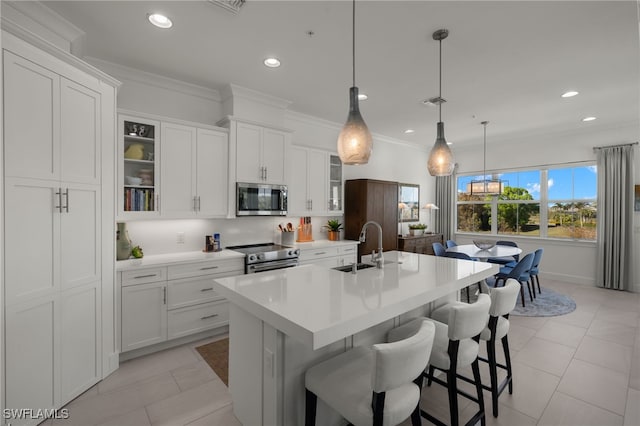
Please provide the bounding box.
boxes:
[435,166,457,241]
[595,144,635,290]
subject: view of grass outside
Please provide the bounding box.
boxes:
[456,165,597,241]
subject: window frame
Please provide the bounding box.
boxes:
[455,162,597,242]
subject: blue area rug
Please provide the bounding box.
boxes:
[473,279,577,317]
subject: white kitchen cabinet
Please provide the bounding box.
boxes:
[121,280,168,352]
[3,30,116,421]
[120,257,243,354]
[118,114,160,218]
[235,121,288,184]
[160,122,228,218]
[288,147,342,216]
[298,243,357,268]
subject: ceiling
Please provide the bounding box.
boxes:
[43,1,639,148]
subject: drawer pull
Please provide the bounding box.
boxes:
[134,274,157,279]
[201,314,219,320]
[200,266,219,270]
[200,287,214,292]
[343,248,355,252]
[314,251,327,255]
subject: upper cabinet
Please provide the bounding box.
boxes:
[160,122,228,218]
[235,121,289,184]
[288,147,343,216]
[118,114,160,218]
[117,112,229,219]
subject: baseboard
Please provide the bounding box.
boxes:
[119,326,228,362]
[539,271,595,286]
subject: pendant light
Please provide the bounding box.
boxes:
[469,121,505,194]
[337,0,372,165]
[427,29,455,176]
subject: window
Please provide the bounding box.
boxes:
[456,164,597,241]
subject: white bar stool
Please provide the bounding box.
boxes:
[431,279,520,417]
[388,294,491,426]
[305,319,435,426]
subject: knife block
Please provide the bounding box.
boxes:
[296,224,313,242]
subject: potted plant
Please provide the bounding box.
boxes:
[324,219,343,241]
[408,223,427,236]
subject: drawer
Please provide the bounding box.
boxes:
[167,259,244,280]
[168,300,229,339]
[168,276,224,309]
[338,245,358,256]
[298,246,340,262]
[122,267,167,286]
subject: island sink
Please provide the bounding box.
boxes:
[332,263,376,273]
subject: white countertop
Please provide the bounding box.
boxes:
[116,249,245,271]
[212,251,498,350]
[288,239,359,250]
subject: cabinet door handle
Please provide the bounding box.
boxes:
[55,188,62,213]
[200,266,219,270]
[343,248,355,252]
[314,251,327,256]
[163,287,167,305]
[200,287,214,292]
[197,196,201,211]
[63,188,69,213]
[264,166,267,180]
[193,196,198,212]
[201,314,219,320]
[310,199,313,210]
[134,274,157,279]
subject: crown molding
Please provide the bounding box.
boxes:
[285,109,428,152]
[85,57,222,103]
[221,83,292,110]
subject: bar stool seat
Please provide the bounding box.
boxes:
[305,319,435,426]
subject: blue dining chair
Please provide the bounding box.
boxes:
[494,252,534,307]
[432,242,446,257]
[529,248,544,294]
[445,239,458,248]
[445,251,481,302]
[487,241,519,267]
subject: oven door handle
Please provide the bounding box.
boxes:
[247,259,298,273]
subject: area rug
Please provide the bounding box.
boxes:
[510,287,577,317]
[195,338,229,386]
[465,280,576,317]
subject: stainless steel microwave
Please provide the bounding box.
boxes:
[236,182,288,216]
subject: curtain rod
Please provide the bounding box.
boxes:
[592,141,638,151]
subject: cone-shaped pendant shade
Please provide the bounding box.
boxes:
[427,122,455,176]
[337,87,372,165]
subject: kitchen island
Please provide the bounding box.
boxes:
[212,250,498,426]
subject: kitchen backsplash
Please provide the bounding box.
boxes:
[123,216,342,256]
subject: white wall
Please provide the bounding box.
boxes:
[452,122,640,289]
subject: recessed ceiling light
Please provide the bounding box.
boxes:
[561,91,579,98]
[582,116,597,122]
[404,129,415,134]
[358,93,368,101]
[263,58,281,68]
[148,13,172,29]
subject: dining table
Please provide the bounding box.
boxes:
[446,243,523,262]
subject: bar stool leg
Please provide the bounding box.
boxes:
[305,389,317,426]
[410,376,423,426]
[447,342,460,426]
[486,337,499,417]
[502,335,514,394]
[471,358,486,426]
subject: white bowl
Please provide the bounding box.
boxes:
[125,176,142,185]
[473,240,496,250]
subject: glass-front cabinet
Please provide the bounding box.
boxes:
[328,154,342,213]
[118,114,160,217]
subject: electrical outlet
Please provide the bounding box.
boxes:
[177,232,185,244]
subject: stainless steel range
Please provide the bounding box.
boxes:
[226,243,300,274]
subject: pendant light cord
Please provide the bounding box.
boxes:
[482,121,487,180]
[352,0,356,87]
[438,37,442,122]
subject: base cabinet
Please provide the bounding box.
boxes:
[397,234,444,255]
[120,258,243,354]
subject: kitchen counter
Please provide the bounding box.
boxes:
[212,250,498,425]
[116,249,245,271]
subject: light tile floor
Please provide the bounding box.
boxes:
[52,279,639,426]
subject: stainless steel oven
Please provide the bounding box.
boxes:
[236,183,287,216]
[226,243,300,274]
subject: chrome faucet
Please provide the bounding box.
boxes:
[359,220,384,268]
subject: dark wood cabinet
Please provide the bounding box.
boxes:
[398,233,444,255]
[344,179,398,261]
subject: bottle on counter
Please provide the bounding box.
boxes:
[214,233,221,251]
